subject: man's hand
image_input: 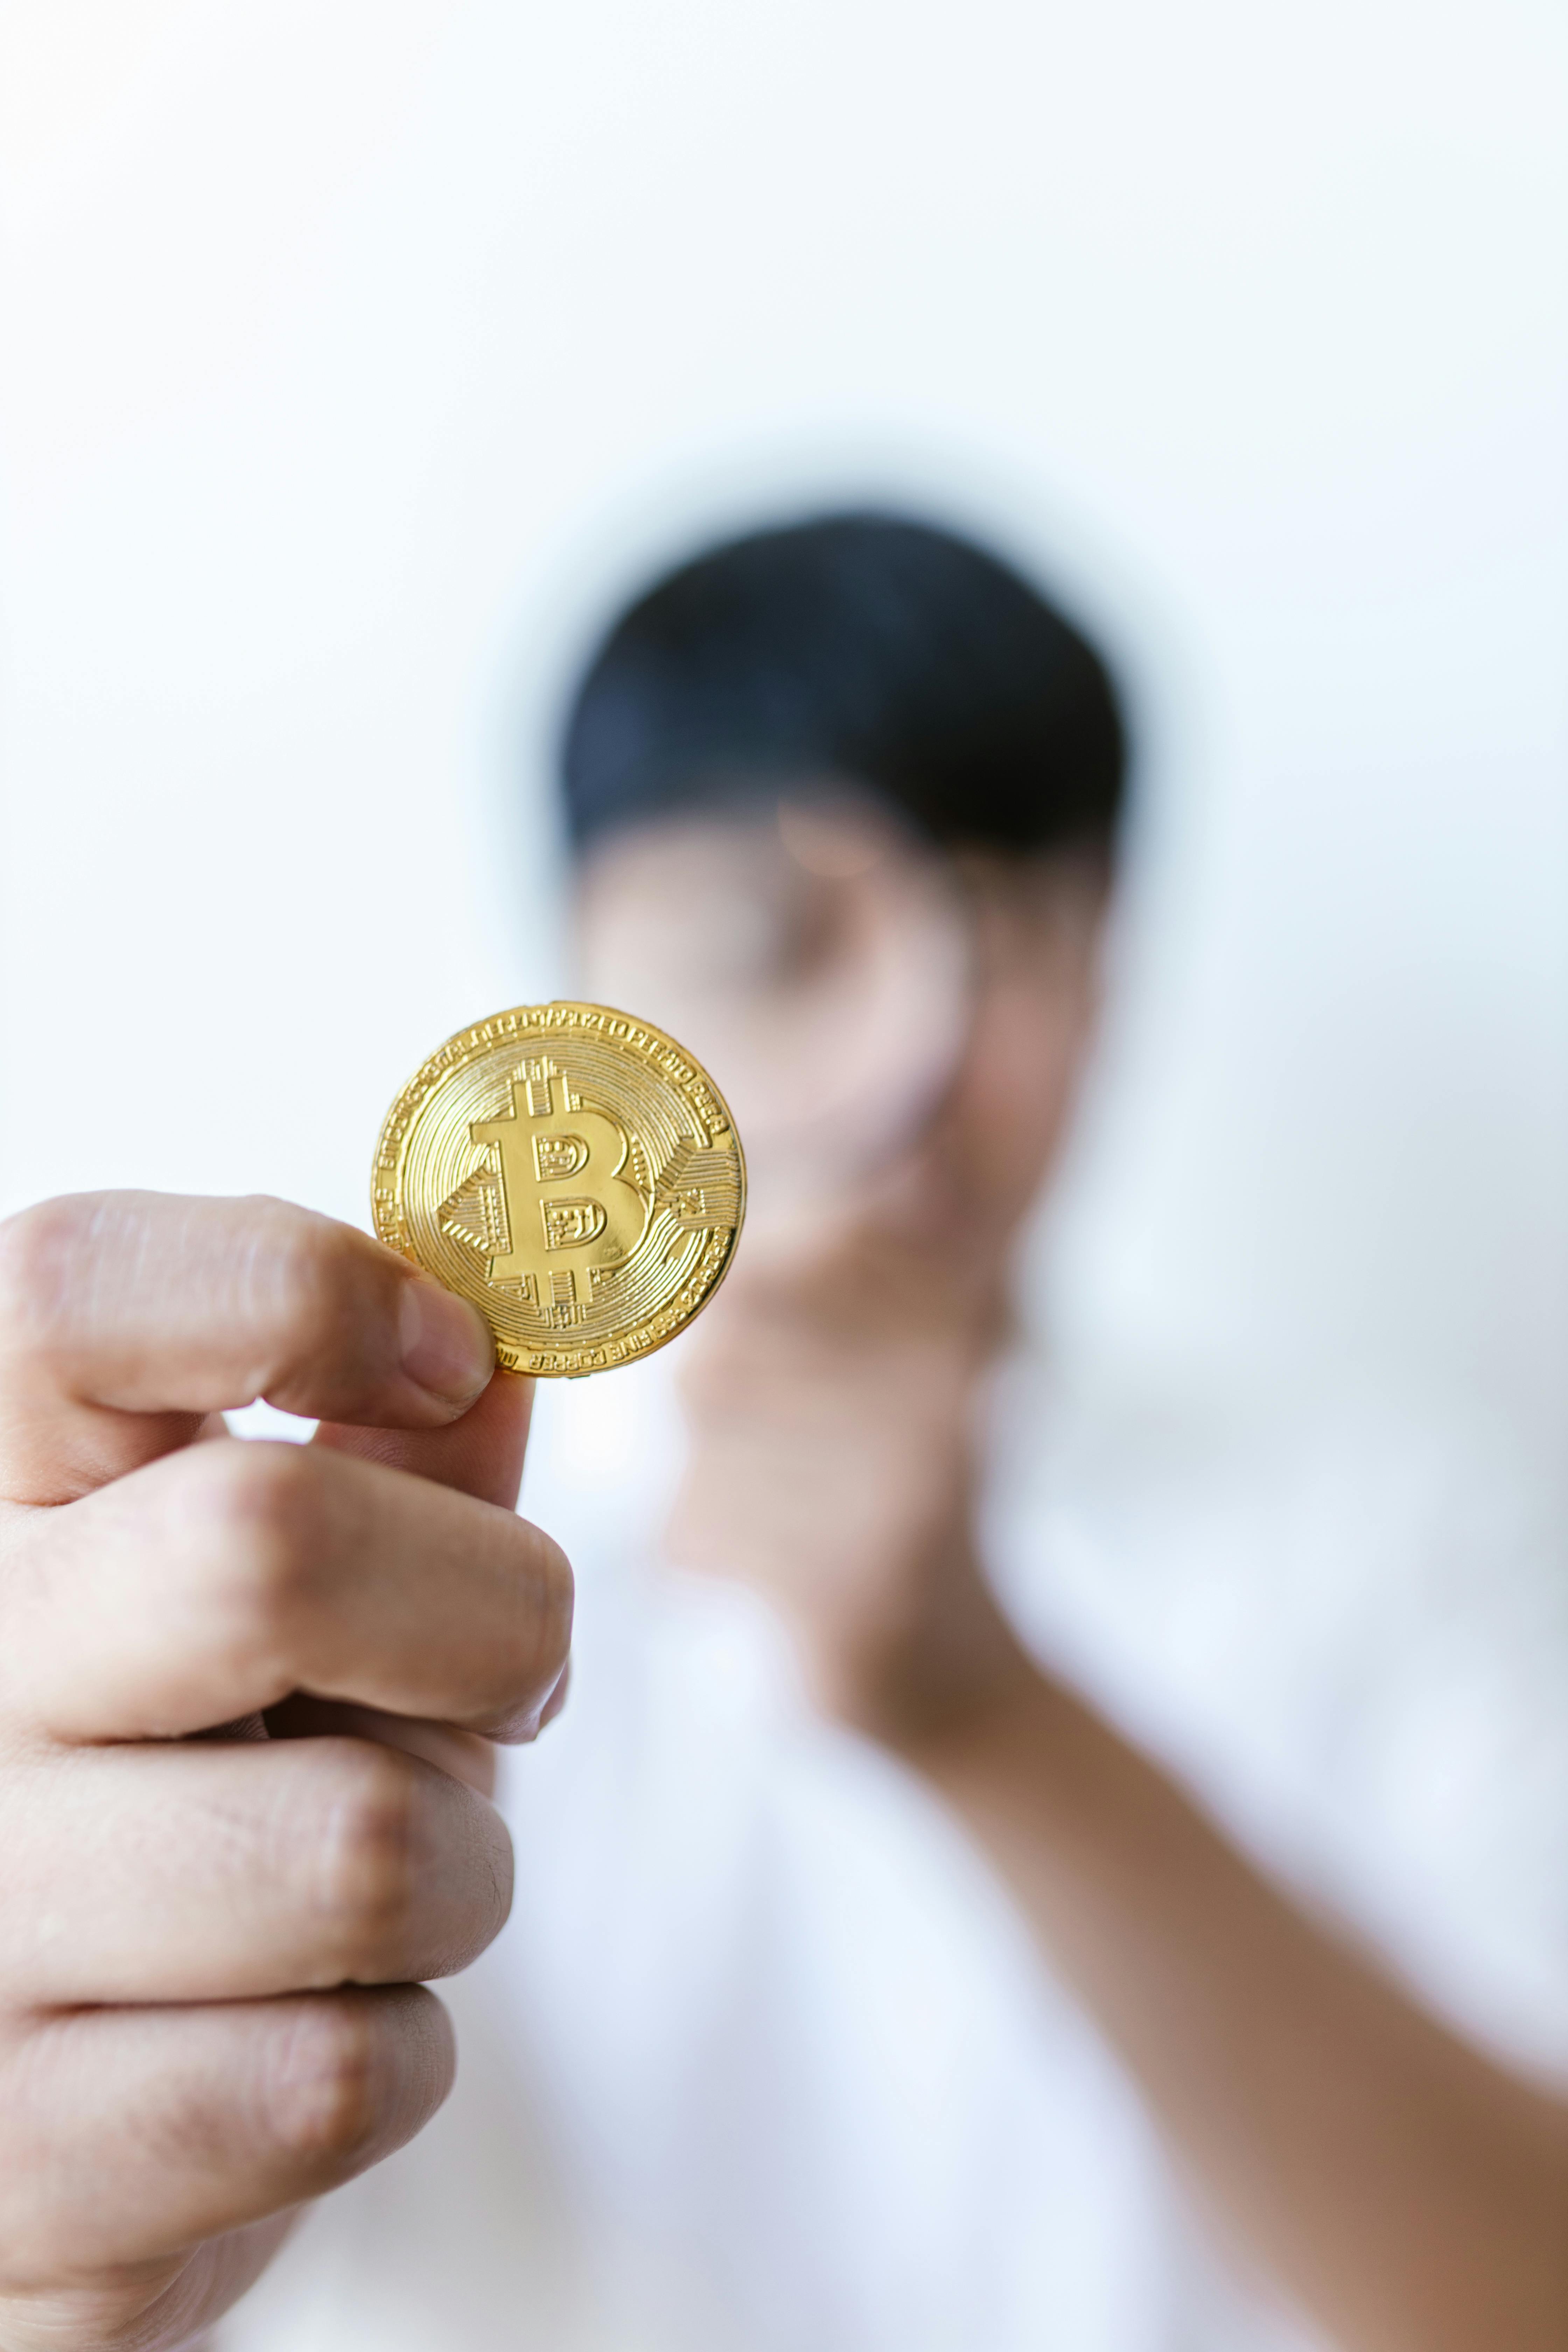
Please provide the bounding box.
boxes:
[667,1208,1026,1744]
[0,1192,572,2351]
[664,853,1095,1744]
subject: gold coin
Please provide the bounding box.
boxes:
[372,1001,746,1378]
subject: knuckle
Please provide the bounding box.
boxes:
[241,1205,388,1391]
[197,1441,326,1616]
[203,1426,322,1528]
[0,1194,99,1355]
[313,1747,423,1977]
[262,1998,391,2164]
[250,1209,345,1346]
[173,1441,332,1687]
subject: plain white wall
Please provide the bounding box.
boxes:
[1,0,1564,1474]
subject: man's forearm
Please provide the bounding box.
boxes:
[901,1662,1568,2352]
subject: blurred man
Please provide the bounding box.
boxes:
[522,513,1568,2352]
[6,514,1562,2352]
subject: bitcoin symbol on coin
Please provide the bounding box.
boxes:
[372,1002,745,1377]
[469,1058,649,1312]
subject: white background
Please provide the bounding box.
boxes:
[1,0,1564,1477]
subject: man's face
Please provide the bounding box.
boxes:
[572,792,1106,1240]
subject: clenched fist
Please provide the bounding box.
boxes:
[0,1193,572,2349]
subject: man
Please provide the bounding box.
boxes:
[540,513,1568,2349]
[2,513,1563,2351]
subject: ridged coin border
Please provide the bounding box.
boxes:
[371,1000,746,1377]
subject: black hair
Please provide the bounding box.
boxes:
[558,510,1126,860]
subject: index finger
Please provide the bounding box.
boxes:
[0,1191,495,1504]
[7,1437,571,1744]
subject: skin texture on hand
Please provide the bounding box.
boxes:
[0,1192,572,2351]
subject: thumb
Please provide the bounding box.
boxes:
[311,1366,535,1508]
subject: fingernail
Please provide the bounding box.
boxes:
[399,1278,494,1404]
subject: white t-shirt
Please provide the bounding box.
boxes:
[219,1352,1568,2352]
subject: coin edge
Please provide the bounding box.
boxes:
[370,1000,747,1379]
